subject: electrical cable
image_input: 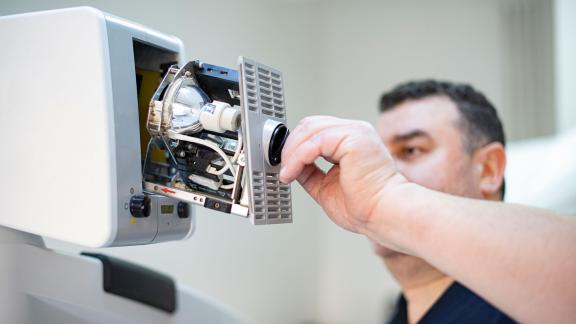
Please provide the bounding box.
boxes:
[220,183,235,190]
[231,128,243,163]
[220,128,243,189]
[167,130,236,177]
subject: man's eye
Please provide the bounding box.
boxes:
[400,147,423,159]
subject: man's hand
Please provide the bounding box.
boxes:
[279,116,406,233]
[280,116,576,324]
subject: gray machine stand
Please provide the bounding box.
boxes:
[0,226,247,324]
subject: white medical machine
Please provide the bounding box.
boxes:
[0,6,292,323]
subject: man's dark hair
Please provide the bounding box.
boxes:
[379,79,506,198]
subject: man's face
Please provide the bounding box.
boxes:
[374,95,483,259]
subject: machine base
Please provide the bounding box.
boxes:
[0,226,247,324]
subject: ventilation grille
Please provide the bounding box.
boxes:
[243,62,286,120]
[251,172,292,222]
[239,57,292,225]
[252,171,266,220]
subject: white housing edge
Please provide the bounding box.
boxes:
[0,7,195,247]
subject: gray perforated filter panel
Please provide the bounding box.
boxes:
[238,57,292,225]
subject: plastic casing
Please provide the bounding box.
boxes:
[0,7,194,247]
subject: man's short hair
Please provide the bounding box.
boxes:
[378,79,506,198]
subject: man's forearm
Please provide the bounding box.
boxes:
[365,183,576,323]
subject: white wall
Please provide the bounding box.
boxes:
[0,1,559,324]
[499,0,556,140]
[504,0,576,215]
[506,128,576,214]
[555,0,576,131]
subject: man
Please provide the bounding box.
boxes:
[374,80,511,323]
[278,91,576,323]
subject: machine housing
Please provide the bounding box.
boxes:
[0,7,292,248]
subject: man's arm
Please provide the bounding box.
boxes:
[370,183,576,323]
[280,116,576,323]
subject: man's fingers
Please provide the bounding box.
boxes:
[295,164,326,203]
[280,137,323,183]
[280,126,352,183]
[281,116,354,167]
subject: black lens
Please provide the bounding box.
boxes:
[268,124,289,166]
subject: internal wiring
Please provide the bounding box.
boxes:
[167,130,236,177]
[231,128,243,163]
[174,120,203,134]
[218,129,242,190]
[220,183,235,190]
[215,129,242,190]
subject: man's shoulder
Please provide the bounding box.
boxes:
[420,281,516,324]
[387,281,516,324]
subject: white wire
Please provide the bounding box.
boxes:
[175,122,203,134]
[221,129,243,189]
[166,130,236,177]
[220,158,243,190]
[220,183,235,190]
[231,129,243,163]
[220,128,242,190]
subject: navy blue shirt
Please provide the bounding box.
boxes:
[387,282,516,324]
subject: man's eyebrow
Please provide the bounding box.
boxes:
[391,130,431,143]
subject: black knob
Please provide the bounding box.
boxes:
[268,124,289,166]
[130,195,151,218]
[177,202,189,218]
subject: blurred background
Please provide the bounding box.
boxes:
[1,0,574,323]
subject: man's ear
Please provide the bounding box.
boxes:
[474,142,506,199]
